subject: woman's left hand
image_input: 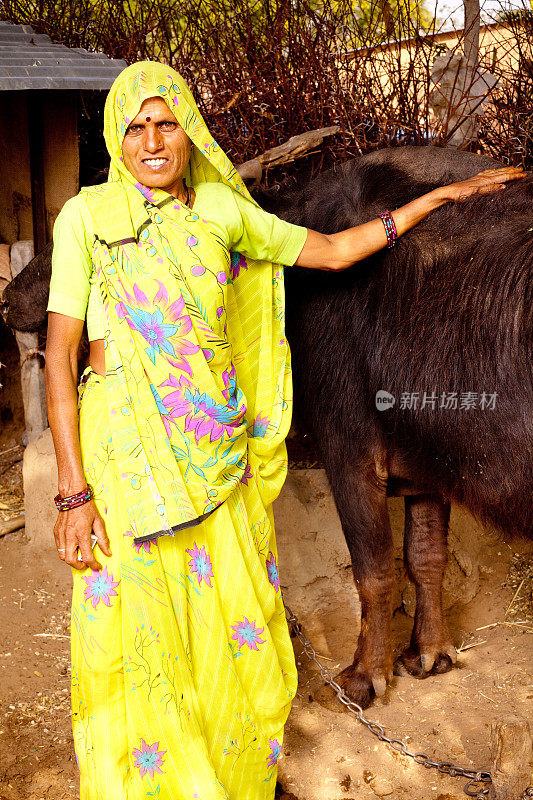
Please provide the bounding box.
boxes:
[439,166,527,203]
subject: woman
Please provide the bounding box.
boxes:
[45,61,525,800]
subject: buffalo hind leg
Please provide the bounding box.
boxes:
[396,494,457,677]
[327,456,394,708]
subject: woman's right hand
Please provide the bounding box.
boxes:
[53,499,112,570]
[45,313,113,572]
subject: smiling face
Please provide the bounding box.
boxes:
[121,97,192,198]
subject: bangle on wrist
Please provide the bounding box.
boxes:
[54,485,94,511]
[378,211,398,248]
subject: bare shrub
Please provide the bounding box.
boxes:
[3,0,532,184]
[475,8,533,166]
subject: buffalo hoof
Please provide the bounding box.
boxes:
[313,662,390,711]
[394,642,457,678]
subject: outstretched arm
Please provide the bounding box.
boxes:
[294,166,526,271]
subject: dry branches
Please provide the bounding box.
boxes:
[3,0,532,184]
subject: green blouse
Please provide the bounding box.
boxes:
[47,181,308,341]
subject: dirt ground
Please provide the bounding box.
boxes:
[280,537,532,800]
[0,414,76,800]
[0,530,74,800]
[0,410,531,799]
[0,515,530,800]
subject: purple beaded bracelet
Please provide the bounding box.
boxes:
[54,485,94,511]
[378,211,398,248]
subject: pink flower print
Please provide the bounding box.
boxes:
[266,552,280,592]
[117,282,199,373]
[231,617,265,651]
[122,306,179,365]
[132,738,166,779]
[135,539,154,555]
[157,373,247,445]
[82,567,119,609]
[267,738,281,767]
[230,252,248,280]
[240,462,253,486]
[252,413,269,438]
[148,626,160,643]
[186,542,214,587]
[182,387,246,443]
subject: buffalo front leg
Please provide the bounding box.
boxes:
[327,458,395,708]
[395,494,457,677]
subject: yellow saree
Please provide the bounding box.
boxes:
[71,61,298,799]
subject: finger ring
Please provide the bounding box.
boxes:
[57,547,66,552]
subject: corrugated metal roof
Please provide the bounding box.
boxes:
[0,22,127,90]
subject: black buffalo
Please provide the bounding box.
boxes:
[3,146,532,708]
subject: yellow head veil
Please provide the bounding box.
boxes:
[104,61,252,207]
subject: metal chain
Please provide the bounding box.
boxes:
[285,603,533,800]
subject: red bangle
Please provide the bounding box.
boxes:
[378,210,398,248]
[54,485,93,511]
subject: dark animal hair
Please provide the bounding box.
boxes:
[275,152,533,538]
[2,242,53,332]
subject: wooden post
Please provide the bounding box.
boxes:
[27,91,48,255]
[457,0,482,146]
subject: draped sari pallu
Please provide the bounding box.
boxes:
[70,61,298,800]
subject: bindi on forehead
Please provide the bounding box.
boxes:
[146,116,151,122]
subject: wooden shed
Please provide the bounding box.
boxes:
[0,21,126,252]
[0,22,126,444]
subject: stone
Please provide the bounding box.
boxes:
[9,240,34,279]
[436,795,464,800]
[369,776,394,797]
[10,240,47,443]
[490,715,533,799]
[23,427,58,552]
